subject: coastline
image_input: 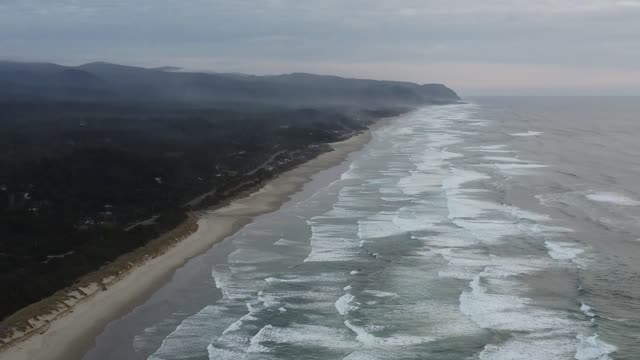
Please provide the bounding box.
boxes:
[0,125,377,360]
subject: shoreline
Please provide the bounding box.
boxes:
[0,125,377,360]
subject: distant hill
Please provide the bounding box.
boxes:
[0,60,461,324]
[0,61,460,107]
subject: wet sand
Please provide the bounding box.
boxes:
[1,129,374,360]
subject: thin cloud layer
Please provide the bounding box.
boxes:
[1,0,639,94]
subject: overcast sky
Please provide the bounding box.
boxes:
[1,0,639,95]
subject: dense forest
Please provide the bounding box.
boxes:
[0,61,460,319]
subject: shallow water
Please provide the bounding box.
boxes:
[86,97,640,360]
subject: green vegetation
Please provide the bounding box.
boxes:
[0,61,460,320]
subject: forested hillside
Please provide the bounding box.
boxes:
[0,61,460,319]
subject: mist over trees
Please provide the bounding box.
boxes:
[0,61,460,319]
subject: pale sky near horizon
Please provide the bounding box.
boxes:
[1,0,639,95]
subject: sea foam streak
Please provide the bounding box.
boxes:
[586,192,640,206]
[544,240,585,262]
[575,334,617,360]
[510,131,543,136]
[146,104,617,360]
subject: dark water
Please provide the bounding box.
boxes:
[86,97,640,360]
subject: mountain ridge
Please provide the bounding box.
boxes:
[0,60,461,106]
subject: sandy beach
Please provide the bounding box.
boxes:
[0,128,374,360]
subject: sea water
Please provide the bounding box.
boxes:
[86,97,640,360]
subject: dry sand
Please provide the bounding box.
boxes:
[1,128,374,360]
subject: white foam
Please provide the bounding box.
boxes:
[248,324,357,352]
[380,196,414,202]
[479,337,576,360]
[443,168,490,190]
[468,149,514,153]
[437,269,477,280]
[207,345,249,359]
[460,274,572,332]
[432,247,489,269]
[575,334,617,360]
[393,205,443,232]
[452,219,521,244]
[335,293,359,315]
[398,173,443,195]
[325,204,370,219]
[344,320,435,347]
[489,163,549,176]
[358,211,404,239]
[426,132,462,147]
[530,224,574,233]
[189,104,612,360]
[133,316,184,353]
[362,290,398,298]
[212,267,256,300]
[416,227,478,248]
[586,192,640,206]
[273,238,301,246]
[258,291,281,308]
[305,221,360,262]
[414,149,461,171]
[264,273,344,284]
[149,306,234,360]
[247,326,272,353]
[228,248,286,265]
[222,305,260,335]
[491,163,548,170]
[342,351,385,360]
[545,241,584,262]
[471,144,507,150]
[510,131,543,136]
[465,144,512,153]
[535,192,573,207]
[580,302,595,318]
[446,196,501,220]
[340,163,361,180]
[504,206,551,221]
[483,156,528,163]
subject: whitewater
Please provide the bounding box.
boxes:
[87,98,640,360]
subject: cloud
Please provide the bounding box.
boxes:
[0,0,639,93]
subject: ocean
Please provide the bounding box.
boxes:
[85,97,640,360]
